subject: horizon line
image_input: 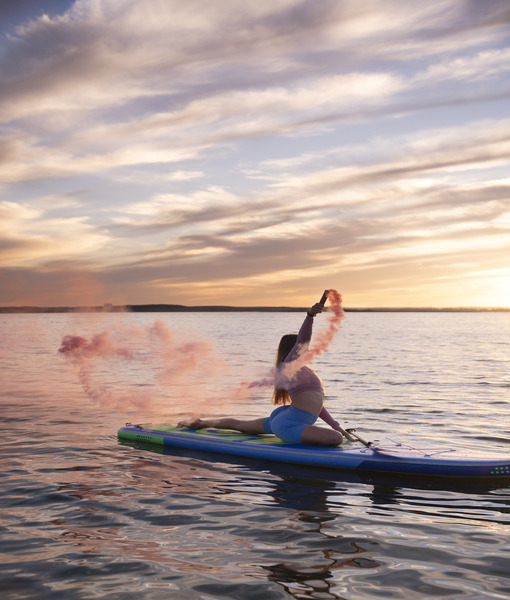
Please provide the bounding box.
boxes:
[1,304,510,313]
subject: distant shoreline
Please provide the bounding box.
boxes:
[1,304,509,314]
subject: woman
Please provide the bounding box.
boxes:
[178,301,355,446]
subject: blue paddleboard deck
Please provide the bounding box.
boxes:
[117,424,510,479]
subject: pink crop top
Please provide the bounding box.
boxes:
[280,314,324,399]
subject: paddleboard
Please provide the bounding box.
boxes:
[118,424,510,479]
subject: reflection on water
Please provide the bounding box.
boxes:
[108,439,509,600]
[2,432,510,600]
[1,312,510,599]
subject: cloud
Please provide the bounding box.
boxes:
[0,261,103,306]
[1,0,507,125]
[414,47,510,85]
[91,116,510,297]
[0,200,109,266]
[112,170,204,186]
[1,1,510,307]
[2,0,509,188]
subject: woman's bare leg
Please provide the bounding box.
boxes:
[178,417,267,435]
[300,425,343,446]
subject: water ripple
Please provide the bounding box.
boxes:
[1,312,510,599]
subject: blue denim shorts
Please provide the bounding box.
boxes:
[263,405,318,444]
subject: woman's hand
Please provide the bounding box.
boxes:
[336,426,358,442]
[326,415,359,442]
[307,303,324,317]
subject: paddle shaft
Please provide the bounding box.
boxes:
[346,428,374,447]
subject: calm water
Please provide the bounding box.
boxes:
[1,311,509,600]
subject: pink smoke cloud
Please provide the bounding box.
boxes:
[59,320,224,412]
[247,289,346,389]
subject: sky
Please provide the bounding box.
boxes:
[1,0,510,309]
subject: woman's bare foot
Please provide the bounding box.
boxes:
[177,418,208,429]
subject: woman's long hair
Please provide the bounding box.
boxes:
[272,334,298,405]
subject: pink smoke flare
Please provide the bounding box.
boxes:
[248,289,345,389]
